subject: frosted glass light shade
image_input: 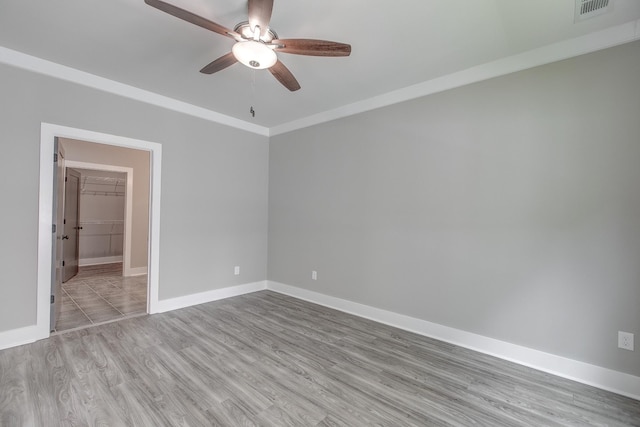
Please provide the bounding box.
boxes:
[232,41,277,70]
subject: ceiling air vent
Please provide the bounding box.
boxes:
[575,0,613,22]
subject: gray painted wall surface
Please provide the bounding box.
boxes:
[0,63,269,332]
[268,41,640,376]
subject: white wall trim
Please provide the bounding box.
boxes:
[0,46,268,137]
[79,256,123,267]
[127,266,148,277]
[156,281,267,313]
[266,281,640,401]
[0,325,40,351]
[14,253,640,401]
[37,123,162,342]
[65,160,135,276]
[269,19,640,136]
[3,21,639,138]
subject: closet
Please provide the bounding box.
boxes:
[77,169,126,265]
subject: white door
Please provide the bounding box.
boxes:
[50,139,65,331]
[62,168,81,283]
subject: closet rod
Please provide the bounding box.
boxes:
[79,220,124,225]
[80,191,125,197]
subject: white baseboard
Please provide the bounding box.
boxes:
[126,266,148,277]
[78,258,146,276]
[0,325,39,351]
[3,278,637,400]
[266,280,640,401]
[0,281,267,350]
[156,280,267,313]
[79,256,123,266]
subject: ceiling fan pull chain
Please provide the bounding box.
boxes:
[250,70,257,118]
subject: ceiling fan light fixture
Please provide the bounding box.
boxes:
[232,41,277,69]
[145,0,350,91]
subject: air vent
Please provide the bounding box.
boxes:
[575,0,613,22]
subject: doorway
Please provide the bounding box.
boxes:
[37,123,162,341]
[54,165,148,332]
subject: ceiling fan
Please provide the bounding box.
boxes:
[144,0,351,91]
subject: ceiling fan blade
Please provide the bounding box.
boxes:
[248,0,274,39]
[274,39,351,57]
[144,0,240,40]
[269,60,301,92]
[200,52,238,74]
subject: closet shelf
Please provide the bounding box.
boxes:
[81,175,125,186]
[81,175,126,196]
[79,220,124,237]
[79,220,124,225]
[80,191,125,196]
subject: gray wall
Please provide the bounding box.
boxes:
[0,62,269,331]
[268,41,640,376]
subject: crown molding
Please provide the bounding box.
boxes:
[270,19,640,136]
[0,46,269,137]
[2,18,639,138]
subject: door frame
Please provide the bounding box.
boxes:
[37,123,162,340]
[65,161,135,276]
[51,139,65,331]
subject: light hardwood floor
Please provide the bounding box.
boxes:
[1,291,638,426]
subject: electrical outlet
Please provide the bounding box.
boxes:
[618,331,634,351]
[234,266,240,276]
[311,270,317,280]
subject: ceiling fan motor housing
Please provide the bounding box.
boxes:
[234,21,278,43]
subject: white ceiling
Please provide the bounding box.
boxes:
[1,0,640,131]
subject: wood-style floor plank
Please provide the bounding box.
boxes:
[1,290,639,426]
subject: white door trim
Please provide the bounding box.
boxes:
[37,123,162,340]
[65,161,135,276]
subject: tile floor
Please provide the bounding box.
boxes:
[55,263,147,332]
